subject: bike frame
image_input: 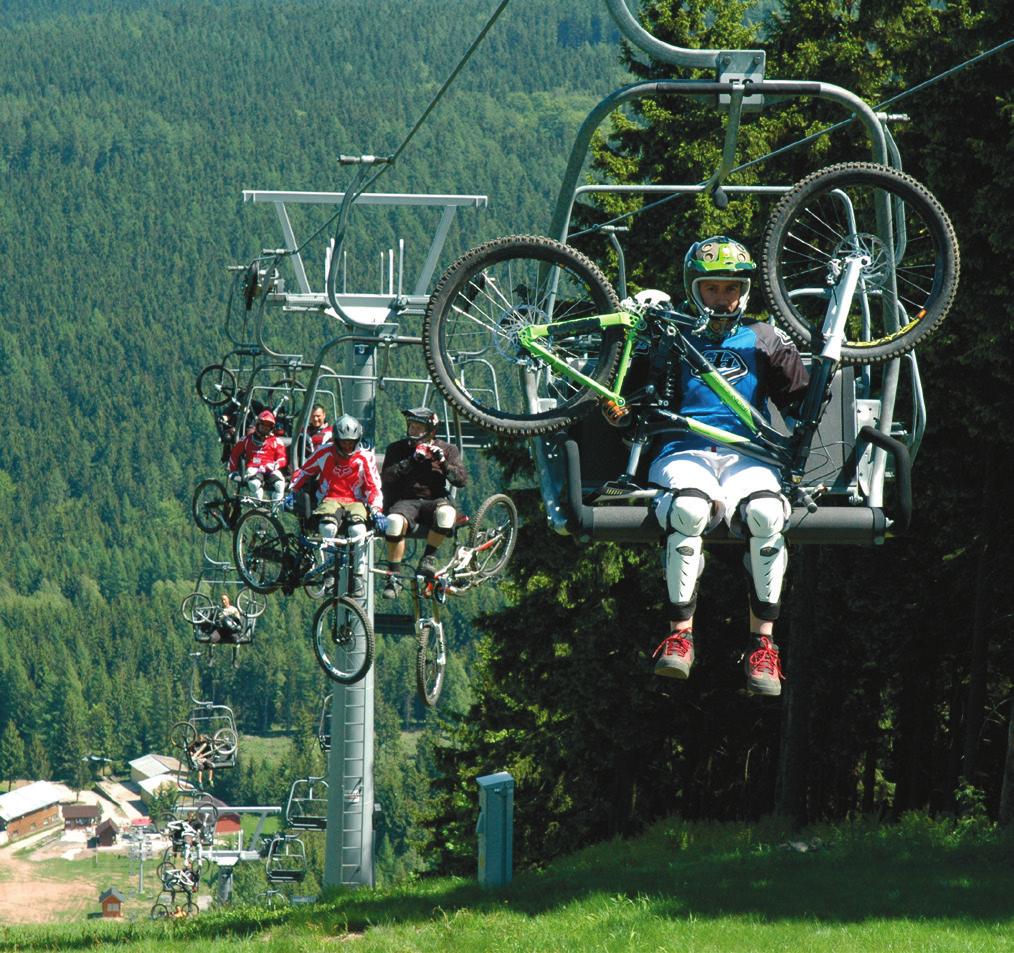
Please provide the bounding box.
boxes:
[518,250,872,493]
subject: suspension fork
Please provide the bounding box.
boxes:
[788,254,866,480]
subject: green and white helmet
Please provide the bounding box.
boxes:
[683,235,756,320]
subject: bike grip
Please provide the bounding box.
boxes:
[858,425,912,533]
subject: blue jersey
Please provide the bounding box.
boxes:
[656,319,809,457]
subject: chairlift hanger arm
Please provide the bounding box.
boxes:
[548,79,888,245]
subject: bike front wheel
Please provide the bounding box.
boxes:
[468,493,519,580]
[423,235,623,436]
[416,622,447,708]
[762,162,959,363]
[180,592,215,625]
[312,596,375,684]
[233,509,288,593]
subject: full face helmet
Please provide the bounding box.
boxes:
[332,414,363,454]
[683,236,755,326]
[401,406,439,443]
[251,409,276,444]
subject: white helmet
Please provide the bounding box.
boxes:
[634,288,673,312]
[333,414,362,443]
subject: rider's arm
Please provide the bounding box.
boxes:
[756,322,810,413]
[441,442,467,488]
[227,439,245,473]
[359,448,384,510]
[290,443,325,492]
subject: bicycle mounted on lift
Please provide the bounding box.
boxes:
[374,491,518,707]
[421,163,959,520]
[231,495,378,684]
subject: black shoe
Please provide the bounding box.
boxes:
[417,554,438,579]
[350,575,367,600]
[382,564,402,600]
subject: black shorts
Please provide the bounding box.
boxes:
[388,498,454,534]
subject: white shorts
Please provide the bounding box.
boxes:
[648,449,781,527]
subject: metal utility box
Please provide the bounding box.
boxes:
[476,772,514,887]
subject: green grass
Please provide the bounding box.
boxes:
[239,734,293,766]
[2,815,1012,951]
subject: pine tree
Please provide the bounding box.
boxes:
[0,721,25,791]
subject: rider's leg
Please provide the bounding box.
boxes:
[418,502,455,577]
[382,511,410,598]
[384,513,408,565]
[265,471,286,503]
[245,474,265,501]
[647,451,721,679]
[345,506,369,599]
[725,461,789,696]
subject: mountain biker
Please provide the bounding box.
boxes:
[186,734,215,787]
[380,407,467,597]
[644,236,809,696]
[286,413,383,599]
[227,409,287,503]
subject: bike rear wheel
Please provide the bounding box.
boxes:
[196,363,237,407]
[762,162,959,363]
[233,509,288,593]
[468,493,519,580]
[416,622,447,708]
[192,479,230,534]
[213,727,238,758]
[312,596,374,684]
[423,235,623,436]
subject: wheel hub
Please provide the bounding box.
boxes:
[495,303,546,363]
[833,232,889,288]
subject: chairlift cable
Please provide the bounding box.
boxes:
[275,0,512,265]
[569,37,1013,240]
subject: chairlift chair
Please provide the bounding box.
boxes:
[264,834,308,883]
[285,776,329,831]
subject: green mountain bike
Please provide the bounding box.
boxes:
[421,163,958,501]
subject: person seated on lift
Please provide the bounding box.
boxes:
[631,236,809,697]
[228,409,287,503]
[380,407,467,597]
[286,414,384,600]
[205,593,243,644]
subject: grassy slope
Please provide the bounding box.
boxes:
[4,817,1012,952]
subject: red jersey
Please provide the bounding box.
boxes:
[307,424,333,449]
[228,432,287,476]
[290,444,383,508]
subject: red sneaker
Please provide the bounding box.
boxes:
[653,629,694,679]
[744,635,783,696]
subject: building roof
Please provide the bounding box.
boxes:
[63,804,101,820]
[136,774,178,797]
[0,781,63,823]
[129,754,183,778]
[95,818,119,835]
[99,887,126,902]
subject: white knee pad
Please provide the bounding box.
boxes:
[434,504,456,531]
[743,495,790,605]
[347,522,367,576]
[658,492,711,606]
[267,473,285,502]
[386,513,407,538]
[245,475,265,500]
[318,516,340,543]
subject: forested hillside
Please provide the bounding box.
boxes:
[0,0,625,877]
